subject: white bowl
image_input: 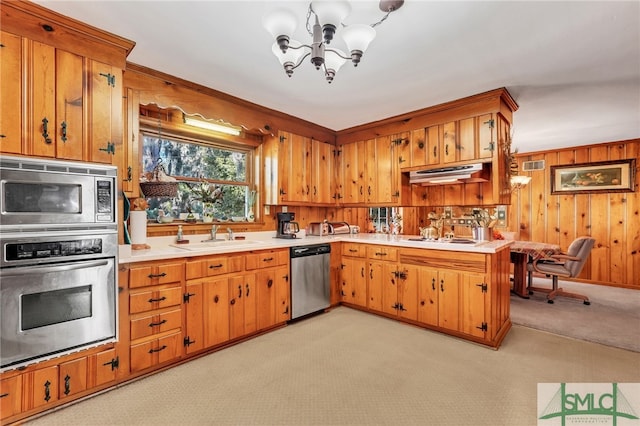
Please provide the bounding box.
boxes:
[231,216,246,222]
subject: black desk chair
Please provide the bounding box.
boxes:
[527,237,595,305]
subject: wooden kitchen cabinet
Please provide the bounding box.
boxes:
[339,140,366,204]
[0,31,23,154]
[88,348,120,388]
[255,264,290,330]
[25,366,59,409]
[127,259,184,374]
[88,59,124,164]
[340,243,368,308]
[58,357,87,399]
[0,375,23,418]
[263,131,336,205]
[229,274,258,340]
[120,88,140,197]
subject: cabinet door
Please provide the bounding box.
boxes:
[121,88,140,196]
[461,273,488,338]
[408,128,426,168]
[341,257,367,307]
[29,40,56,158]
[458,117,476,162]
[441,122,457,164]
[229,273,257,340]
[88,60,123,164]
[89,348,119,388]
[256,268,276,330]
[313,140,335,204]
[59,357,87,399]
[28,366,58,409]
[437,271,460,331]
[477,113,495,160]
[274,265,291,324]
[376,261,398,316]
[417,268,439,327]
[341,142,364,204]
[204,277,230,347]
[0,375,22,418]
[184,282,204,354]
[0,31,23,154]
[54,49,84,161]
[425,125,441,165]
[398,265,419,322]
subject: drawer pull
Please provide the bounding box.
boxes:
[209,264,223,269]
[148,345,167,354]
[64,375,71,395]
[148,272,167,278]
[148,296,167,303]
[149,319,167,327]
[375,252,387,256]
[238,285,242,298]
[246,283,250,297]
[262,257,274,262]
[267,279,273,288]
[44,380,51,402]
[0,393,9,398]
[103,357,119,371]
[349,249,357,253]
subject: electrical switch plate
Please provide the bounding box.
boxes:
[264,205,270,215]
[282,206,287,212]
[444,206,452,219]
[495,205,507,227]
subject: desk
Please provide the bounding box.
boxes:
[510,241,560,298]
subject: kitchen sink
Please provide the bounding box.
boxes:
[170,239,259,251]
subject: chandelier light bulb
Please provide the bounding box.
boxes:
[271,41,305,77]
[263,8,298,51]
[341,24,376,66]
[311,0,351,44]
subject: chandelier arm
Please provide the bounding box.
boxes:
[325,47,351,60]
[305,3,314,37]
[370,10,393,28]
[291,52,312,70]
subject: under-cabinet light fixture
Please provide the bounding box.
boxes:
[263,0,404,83]
[183,116,241,136]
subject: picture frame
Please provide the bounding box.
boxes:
[551,159,636,195]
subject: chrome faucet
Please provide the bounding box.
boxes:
[227,227,234,241]
[210,225,219,240]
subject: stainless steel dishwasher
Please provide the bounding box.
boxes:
[290,243,331,319]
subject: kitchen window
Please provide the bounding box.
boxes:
[141,132,254,222]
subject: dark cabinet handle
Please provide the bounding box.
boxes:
[148,345,167,354]
[246,283,250,297]
[267,279,273,288]
[375,252,387,256]
[369,268,373,279]
[127,166,133,182]
[0,393,9,398]
[349,249,357,253]
[230,298,236,305]
[420,300,425,306]
[263,257,274,262]
[433,146,437,157]
[283,274,289,282]
[445,144,449,156]
[102,357,119,371]
[148,296,167,303]
[359,185,363,195]
[60,121,67,142]
[148,272,167,278]
[432,278,436,290]
[64,374,71,395]
[368,186,371,196]
[42,117,52,144]
[44,380,51,402]
[238,285,242,298]
[149,319,167,327]
[209,264,223,269]
[214,295,220,303]
[440,280,444,292]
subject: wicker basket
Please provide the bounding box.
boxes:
[140,181,178,198]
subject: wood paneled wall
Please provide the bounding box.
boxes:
[510,139,640,288]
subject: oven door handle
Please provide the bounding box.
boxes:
[0,259,110,276]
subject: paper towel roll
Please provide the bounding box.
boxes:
[130,211,148,245]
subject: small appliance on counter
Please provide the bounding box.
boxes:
[276,212,300,239]
[307,221,351,236]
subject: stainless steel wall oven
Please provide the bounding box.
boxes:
[0,156,118,372]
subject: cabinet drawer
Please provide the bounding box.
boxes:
[367,245,398,261]
[186,254,244,280]
[342,243,366,258]
[129,262,184,288]
[129,331,182,373]
[129,286,182,314]
[130,308,182,341]
[245,249,288,270]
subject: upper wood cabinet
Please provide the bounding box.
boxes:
[398,114,496,170]
[263,130,336,205]
[0,1,133,166]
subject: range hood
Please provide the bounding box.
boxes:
[409,163,490,185]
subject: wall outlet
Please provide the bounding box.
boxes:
[495,205,507,227]
[282,206,287,212]
[444,206,452,219]
[264,205,270,215]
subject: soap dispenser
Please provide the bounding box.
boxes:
[177,225,184,242]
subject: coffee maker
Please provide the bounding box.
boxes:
[276,212,300,239]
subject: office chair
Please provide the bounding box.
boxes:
[527,237,595,305]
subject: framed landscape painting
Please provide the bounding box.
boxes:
[551,159,636,194]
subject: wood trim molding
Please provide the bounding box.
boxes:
[1,0,135,67]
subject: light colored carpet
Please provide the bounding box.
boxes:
[510,277,640,352]
[26,307,640,426]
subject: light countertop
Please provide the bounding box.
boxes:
[119,231,513,264]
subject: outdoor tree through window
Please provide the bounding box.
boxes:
[142,133,252,222]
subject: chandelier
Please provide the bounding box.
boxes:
[263,0,404,83]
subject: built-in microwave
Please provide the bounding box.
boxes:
[0,155,117,230]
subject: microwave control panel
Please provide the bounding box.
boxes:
[5,239,103,261]
[96,179,114,221]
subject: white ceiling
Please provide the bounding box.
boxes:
[34,0,640,153]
